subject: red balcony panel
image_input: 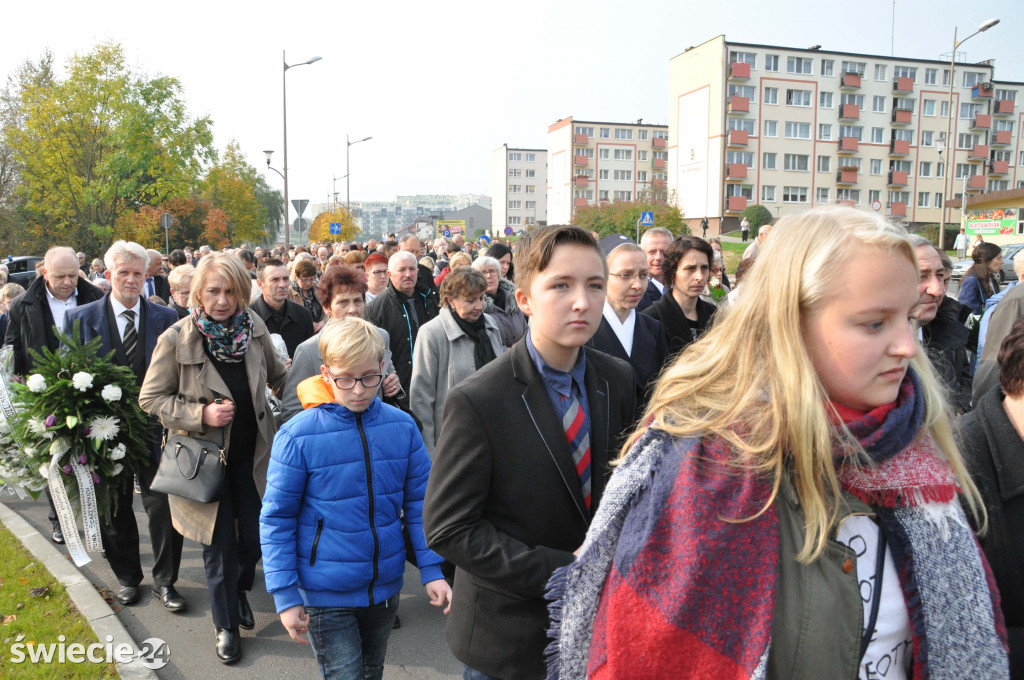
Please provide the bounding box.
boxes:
[969,145,990,160]
[993,130,1012,146]
[574,155,590,166]
[893,77,914,94]
[968,175,986,190]
[892,109,913,125]
[971,114,991,130]
[652,179,667,188]
[727,196,748,212]
[729,62,751,79]
[990,160,1009,175]
[574,133,589,145]
[726,163,748,180]
[889,202,907,217]
[995,99,1015,115]
[653,158,666,169]
[890,139,910,155]
[652,137,666,148]
[727,129,748,146]
[888,170,908,186]
[973,84,994,99]
[574,197,590,208]
[728,96,750,114]
[840,104,860,120]
[838,136,859,153]
[574,176,589,186]
[841,72,861,89]
[836,169,858,184]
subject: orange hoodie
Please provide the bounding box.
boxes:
[296,375,336,410]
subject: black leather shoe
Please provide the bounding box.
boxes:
[116,585,141,606]
[237,592,254,630]
[51,522,64,545]
[215,627,241,664]
[152,585,187,612]
[392,615,401,630]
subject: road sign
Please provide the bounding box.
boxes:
[504,226,514,236]
[640,211,655,227]
[441,229,451,238]
[160,213,173,230]
[871,200,882,212]
[294,217,309,234]
[478,234,491,246]
[291,199,309,217]
[329,222,342,235]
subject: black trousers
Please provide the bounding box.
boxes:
[101,458,184,588]
[201,454,261,629]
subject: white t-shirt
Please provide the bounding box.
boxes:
[835,516,913,680]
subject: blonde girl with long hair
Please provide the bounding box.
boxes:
[547,206,1008,680]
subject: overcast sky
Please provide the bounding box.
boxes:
[3,0,1022,224]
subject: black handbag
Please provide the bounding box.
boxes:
[150,431,226,503]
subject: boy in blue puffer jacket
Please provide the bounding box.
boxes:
[260,317,451,680]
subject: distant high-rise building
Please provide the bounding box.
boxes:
[492,145,547,235]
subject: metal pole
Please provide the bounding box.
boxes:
[962,172,969,230]
[346,134,351,212]
[165,228,169,256]
[282,50,290,247]
[940,28,957,251]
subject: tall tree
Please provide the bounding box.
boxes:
[201,140,269,245]
[8,42,214,254]
[309,207,358,243]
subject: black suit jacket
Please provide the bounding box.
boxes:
[250,295,314,358]
[147,275,171,304]
[4,275,104,375]
[635,278,663,312]
[423,339,637,680]
[587,312,669,396]
[643,292,718,358]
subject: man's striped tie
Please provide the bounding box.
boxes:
[562,392,592,510]
[121,310,137,364]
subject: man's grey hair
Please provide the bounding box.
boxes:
[433,237,447,249]
[145,248,163,263]
[907,234,933,249]
[199,245,211,254]
[388,250,417,271]
[640,227,673,245]
[399,233,419,246]
[44,247,79,269]
[104,241,149,272]
[1013,249,1024,278]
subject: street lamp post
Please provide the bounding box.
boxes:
[263,150,286,242]
[281,51,322,246]
[346,134,372,213]
[939,18,999,250]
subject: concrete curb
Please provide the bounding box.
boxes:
[0,501,158,679]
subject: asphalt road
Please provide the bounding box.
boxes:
[5,494,462,679]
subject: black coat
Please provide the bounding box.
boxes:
[249,295,314,358]
[642,291,717,358]
[4,275,104,375]
[587,311,668,398]
[423,340,637,680]
[364,281,439,394]
[922,295,973,414]
[635,278,663,313]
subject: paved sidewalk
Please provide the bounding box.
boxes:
[3,494,461,679]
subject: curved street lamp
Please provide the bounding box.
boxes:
[346,135,373,213]
[281,52,322,245]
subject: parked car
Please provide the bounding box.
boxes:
[4,256,43,287]
[951,243,1024,283]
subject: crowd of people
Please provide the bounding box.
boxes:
[2,207,1021,679]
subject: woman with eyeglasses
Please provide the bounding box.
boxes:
[288,257,325,332]
[587,243,668,398]
[471,255,527,347]
[700,253,732,307]
[363,253,389,304]
[642,235,719,357]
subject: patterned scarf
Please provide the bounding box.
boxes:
[190,306,253,363]
[291,281,322,322]
[546,368,1008,680]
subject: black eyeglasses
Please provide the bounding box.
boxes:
[325,368,383,390]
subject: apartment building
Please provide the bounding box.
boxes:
[356,194,491,237]
[491,145,548,234]
[668,35,1023,231]
[546,118,669,225]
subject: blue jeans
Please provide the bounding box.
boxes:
[462,665,503,680]
[306,594,400,680]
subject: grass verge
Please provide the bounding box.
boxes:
[0,522,117,678]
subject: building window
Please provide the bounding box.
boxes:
[893,128,913,143]
[786,89,811,106]
[840,93,865,108]
[653,151,667,159]
[874,64,887,81]
[819,123,832,140]
[785,122,811,139]
[762,185,777,202]
[837,189,861,203]
[526,185,536,194]
[509,185,521,193]
[891,160,911,174]
[922,100,935,116]
[615,128,633,140]
[613,149,633,160]
[934,192,943,205]
[525,153,536,162]
[939,101,949,118]
[638,150,648,161]
[577,147,594,158]
[730,51,756,66]
[936,162,944,178]
[613,170,633,181]
[763,120,778,137]
[955,163,973,179]
[730,84,756,99]
[653,130,668,139]
[816,187,831,204]
[638,130,648,140]
[784,154,810,171]
[840,125,864,141]
[508,216,522,225]
[613,191,632,201]
[525,169,536,178]
[599,128,610,138]
[783,186,809,203]
[508,168,522,177]
[576,126,594,137]
[508,152,521,162]
[963,72,984,87]
[817,155,831,173]
[957,133,980,150]
[869,189,881,205]
[763,152,777,170]
[921,130,934,146]
[995,89,1018,102]
[728,151,754,167]
[763,54,779,72]
[508,200,521,209]
[873,95,886,113]
[870,127,884,143]
[821,59,834,76]
[924,68,937,84]
[919,162,932,177]
[995,120,1014,133]
[598,190,608,201]
[764,87,779,105]
[893,66,917,81]
[526,201,536,209]
[917,192,930,208]
[728,118,755,133]
[637,171,647,182]
[599,148,610,160]
[870,159,883,175]
[820,92,834,108]
[841,60,866,75]
[599,169,609,180]
[787,56,813,74]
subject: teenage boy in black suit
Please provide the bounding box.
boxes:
[424,225,637,680]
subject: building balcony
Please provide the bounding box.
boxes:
[836,168,858,184]
[971,114,991,131]
[574,133,589,145]
[652,137,667,149]
[840,104,860,121]
[726,163,748,180]
[574,176,589,187]
[838,136,860,153]
[888,170,909,186]
[995,99,1015,116]
[892,77,914,95]
[889,139,910,156]
[729,62,751,80]
[967,174,986,191]
[972,83,994,99]
[727,129,748,146]
[993,130,1013,146]
[653,158,666,169]
[574,155,590,166]
[652,178,667,189]
[888,201,907,217]
[891,109,913,125]
[989,160,1009,175]
[840,72,861,89]
[969,144,990,160]
[573,197,590,208]
[728,96,750,115]
[726,195,748,213]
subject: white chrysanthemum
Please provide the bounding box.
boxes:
[709,276,721,288]
[27,418,46,435]
[71,372,93,392]
[111,463,124,476]
[39,462,50,479]
[26,374,47,393]
[101,384,122,402]
[109,443,126,460]
[87,416,119,441]
[0,419,10,434]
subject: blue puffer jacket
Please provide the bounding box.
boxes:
[260,380,444,613]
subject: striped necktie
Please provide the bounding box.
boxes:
[562,392,592,510]
[121,310,137,365]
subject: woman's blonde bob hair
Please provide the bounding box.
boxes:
[188,253,253,310]
[627,206,984,562]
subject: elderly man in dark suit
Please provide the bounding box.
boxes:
[64,241,184,611]
[144,249,171,303]
[4,246,104,543]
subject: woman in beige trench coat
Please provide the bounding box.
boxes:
[139,253,287,665]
